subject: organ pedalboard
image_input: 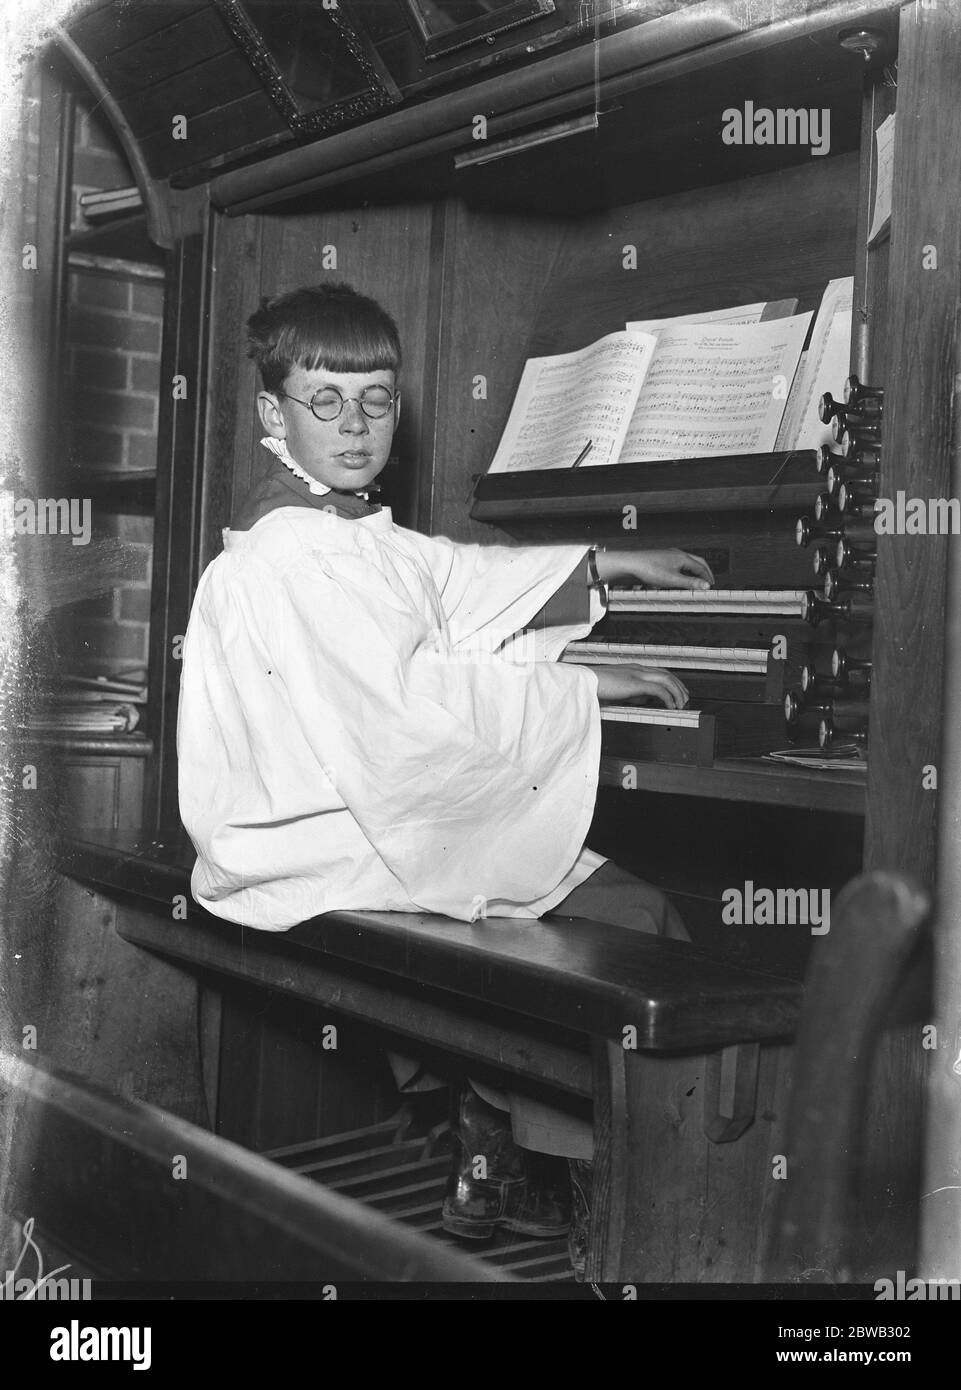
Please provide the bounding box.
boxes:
[562,374,881,767]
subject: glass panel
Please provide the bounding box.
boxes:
[241,0,372,114]
[403,0,555,58]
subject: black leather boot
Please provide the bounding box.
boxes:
[568,1158,592,1280]
[441,1086,571,1239]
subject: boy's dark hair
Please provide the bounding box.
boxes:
[246,282,402,393]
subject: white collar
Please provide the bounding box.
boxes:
[260,436,333,495]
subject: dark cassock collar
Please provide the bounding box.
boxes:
[229,452,381,532]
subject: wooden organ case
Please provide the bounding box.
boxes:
[50,0,960,1284]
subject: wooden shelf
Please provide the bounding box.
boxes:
[598,754,866,815]
[66,212,165,268]
[25,732,153,757]
[470,451,819,525]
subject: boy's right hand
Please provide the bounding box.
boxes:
[590,664,689,710]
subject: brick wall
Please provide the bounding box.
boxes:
[58,89,164,681]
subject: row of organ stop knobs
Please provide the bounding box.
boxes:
[789,374,883,751]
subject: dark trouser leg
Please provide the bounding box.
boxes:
[506,861,691,1158]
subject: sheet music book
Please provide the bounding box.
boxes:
[624,297,798,335]
[765,746,867,772]
[487,311,811,474]
[774,276,853,452]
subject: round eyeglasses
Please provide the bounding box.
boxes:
[279,385,397,422]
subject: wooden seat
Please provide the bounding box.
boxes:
[60,829,802,1054]
[0,1050,502,1285]
[58,829,810,1281]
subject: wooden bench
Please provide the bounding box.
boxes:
[0,1050,500,1285]
[59,828,805,1281]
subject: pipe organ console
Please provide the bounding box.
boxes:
[553,379,885,771]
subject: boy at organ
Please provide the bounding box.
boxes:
[177,283,712,1275]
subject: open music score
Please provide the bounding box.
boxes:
[562,642,770,673]
[487,313,811,474]
[605,588,808,616]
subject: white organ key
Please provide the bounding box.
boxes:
[606,588,807,616]
[563,642,769,673]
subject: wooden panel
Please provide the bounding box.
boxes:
[98,8,235,101]
[852,74,897,385]
[116,50,260,134]
[205,213,263,567]
[139,90,288,181]
[597,755,865,815]
[589,1036,793,1280]
[431,198,567,540]
[145,192,212,831]
[873,0,961,1284]
[432,155,857,541]
[60,756,144,831]
[862,5,958,887]
[215,983,397,1150]
[35,67,74,489]
[69,2,209,60]
[34,879,206,1124]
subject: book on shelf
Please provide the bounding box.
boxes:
[485,281,861,476]
[54,672,148,703]
[764,746,866,772]
[24,702,141,735]
[79,185,143,221]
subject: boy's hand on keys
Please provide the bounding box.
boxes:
[596,548,714,591]
[589,664,690,709]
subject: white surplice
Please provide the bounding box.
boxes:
[177,506,606,930]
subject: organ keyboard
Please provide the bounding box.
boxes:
[562,642,770,673]
[475,381,882,774]
[606,588,808,616]
[599,702,786,765]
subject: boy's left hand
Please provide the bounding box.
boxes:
[597,548,714,591]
